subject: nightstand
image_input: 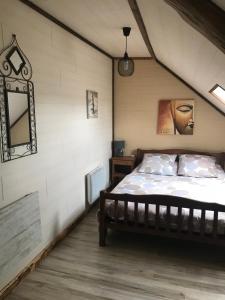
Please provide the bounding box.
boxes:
[111,156,135,186]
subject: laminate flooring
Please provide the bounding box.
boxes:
[6,206,225,300]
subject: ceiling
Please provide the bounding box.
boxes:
[212,0,225,11]
[30,0,149,57]
[137,0,225,114]
[29,0,225,114]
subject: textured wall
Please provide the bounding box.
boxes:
[115,59,225,155]
[0,0,112,289]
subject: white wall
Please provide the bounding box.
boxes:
[0,0,112,289]
[115,59,225,155]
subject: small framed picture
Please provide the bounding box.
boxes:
[86,90,98,119]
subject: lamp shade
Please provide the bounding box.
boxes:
[118,52,134,77]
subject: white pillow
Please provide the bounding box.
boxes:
[138,153,177,176]
[178,154,217,178]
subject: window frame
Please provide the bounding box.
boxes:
[209,84,225,104]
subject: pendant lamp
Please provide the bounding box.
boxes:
[118,27,134,76]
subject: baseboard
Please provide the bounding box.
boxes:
[0,200,98,299]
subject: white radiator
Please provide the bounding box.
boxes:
[86,166,106,205]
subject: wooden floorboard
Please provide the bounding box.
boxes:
[6,207,225,300]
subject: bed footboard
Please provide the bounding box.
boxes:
[99,190,225,247]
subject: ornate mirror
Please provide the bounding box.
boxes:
[0,35,37,162]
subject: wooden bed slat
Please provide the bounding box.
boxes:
[124,199,128,223]
[200,209,206,236]
[134,201,138,224]
[114,199,118,223]
[213,210,218,238]
[155,204,160,230]
[144,202,149,227]
[188,208,194,234]
[178,206,182,233]
[166,206,171,231]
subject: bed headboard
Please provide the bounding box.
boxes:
[136,149,225,170]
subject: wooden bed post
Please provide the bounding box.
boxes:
[99,190,107,247]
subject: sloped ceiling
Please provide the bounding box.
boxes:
[23,0,225,115]
[137,0,225,114]
[29,0,149,57]
[212,0,225,11]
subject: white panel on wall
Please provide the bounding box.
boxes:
[0,192,41,285]
[0,0,112,290]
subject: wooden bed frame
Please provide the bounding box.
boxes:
[99,149,225,247]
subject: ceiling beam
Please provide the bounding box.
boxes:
[165,0,225,55]
[19,0,113,59]
[128,0,156,59]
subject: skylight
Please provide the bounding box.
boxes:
[209,84,225,104]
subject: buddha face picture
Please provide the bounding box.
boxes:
[157,99,194,135]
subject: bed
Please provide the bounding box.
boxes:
[98,149,225,247]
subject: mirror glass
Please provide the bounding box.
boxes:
[8,48,25,74]
[7,91,30,147]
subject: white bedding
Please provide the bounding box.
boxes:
[106,167,225,234]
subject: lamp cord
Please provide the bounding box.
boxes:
[125,36,127,53]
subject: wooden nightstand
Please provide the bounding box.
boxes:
[111,156,135,186]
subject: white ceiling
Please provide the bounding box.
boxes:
[137,0,225,114]
[30,0,149,57]
[29,0,225,114]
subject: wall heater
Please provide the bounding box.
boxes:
[86,166,106,207]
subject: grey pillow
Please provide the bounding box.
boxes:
[138,153,177,176]
[178,154,217,178]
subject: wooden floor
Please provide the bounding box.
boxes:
[6,206,225,300]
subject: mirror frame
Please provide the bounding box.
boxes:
[0,35,37,162]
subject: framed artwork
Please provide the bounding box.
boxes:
[157,99,194,135]
[86,90,98,119]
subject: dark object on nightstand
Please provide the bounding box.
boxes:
[112,140,125,156]
[111,156,135,186]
